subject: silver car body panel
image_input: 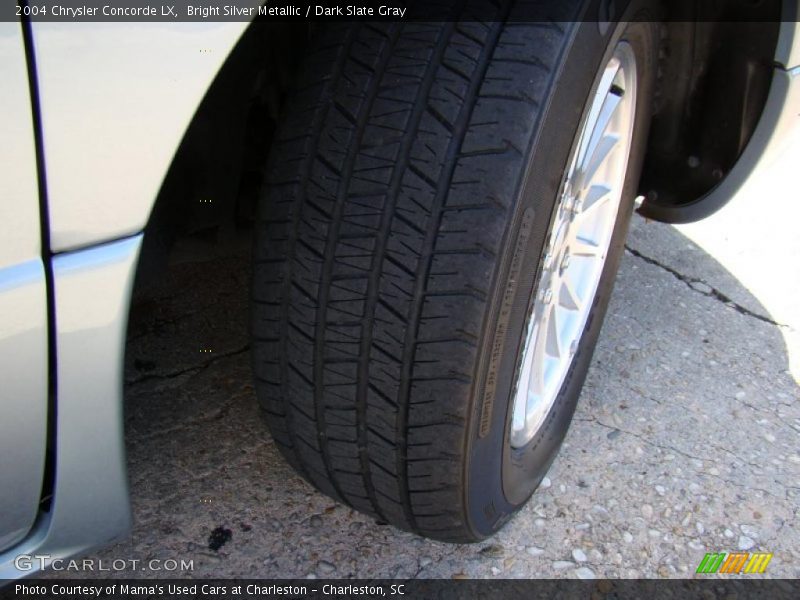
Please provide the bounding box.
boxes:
[776,6,800,67]
[0,235,141,578]
[30,22,248,253]
[0,22,48,553]
[0,261,48,553]
[0,23,41,268]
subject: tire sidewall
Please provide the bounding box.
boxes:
[465,12,659,538]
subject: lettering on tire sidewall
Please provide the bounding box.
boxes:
[479,208,535,438]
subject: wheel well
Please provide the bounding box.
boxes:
[133,20,311,290]
[639,0,782,221]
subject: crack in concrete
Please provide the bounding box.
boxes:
[131,396,243,442]
[587,416,788,502]
[127,311,199,343]
[125,344,250,386]
[612,381,793,469]
[590,416,709,463]
[624,245,787,328]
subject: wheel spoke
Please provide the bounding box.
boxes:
[579,133,620,190]
[571,234,602,258]
[545,303,561,359]
[559,277,582,311]
[580,91,622,174]
[528,353,546,397]
[512,330,536,428]
[576,59,621,166]
[528,309,550,396]
[580,183,612,214]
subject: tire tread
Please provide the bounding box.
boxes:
[253,11,572,541]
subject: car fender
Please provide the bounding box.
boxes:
[29,22,249,253]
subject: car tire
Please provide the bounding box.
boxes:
[252,6,658,542]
